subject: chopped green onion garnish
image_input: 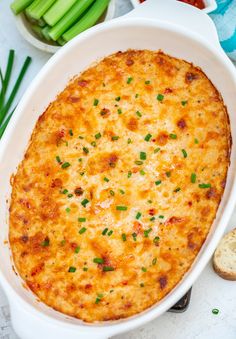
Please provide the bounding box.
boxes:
[191,173,197,183]
[154,236,160,243]
[104,177,109,182]
[56,155,61,163]
[119,189,125,195]
[212,308,219,315]
[112,136,119,141]
[136,212,142,220]
[117,108,122,114]
[83,267,88,271]
[144,133,152,141]
[78,136,84,139]
[140,170,145,176]
[166,171,171,177]
[135,160,143,166]
[140,152,146,160]
[41,239,50,247]
[155,180,162,186]
[107,230,113,236]
[127,77,133,84]
[194,138,199,144]
[110,190,115,196]
[181,100,188,106]
[132,232,137,241]
[83,147,89,154]
[103,266,114,271]
[157,94,164,102]
[128,138,132,144]
[81,199,89,207]
[61,239,66,246]
[66,207,71,213]
[122,233,127,241]
[93,98,99,106]
[93,258,104,264]
[154,147,160,153]
[116,206,128,211]
[199,183,211,188]
[68,266,76,272]
[61,189,68,194]
[147,200,153,204]
[78,217,86,222]
[159,215,164,219]
[144,228,152,238]
[95,132,101,139]
[136,111,142,118]
[152,258,157,265]
[75,246,80,254]
[145,80,151,84]
[67,193,73,198]
[102,228,108,235]
[115,96,121,101]
[61,162,71,169]
[169,133,177,139]
[128,171,132,178]
[150,217,155,221]
[174,187,181,192]
[78,158,82,162]
[79,227,87,234]
[141,267,147,272]
[182,149,187,158]
[91,141,96,147]
[95,297,101,304]
[69,129,73,136]
[135,93,139,98]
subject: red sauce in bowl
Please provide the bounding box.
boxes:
[139,0,205,9]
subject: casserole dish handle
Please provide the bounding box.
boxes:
[125,0,221,49]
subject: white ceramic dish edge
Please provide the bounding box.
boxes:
[130,0,217,13]
[0,1,236,338]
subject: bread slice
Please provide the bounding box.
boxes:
[213,228,236,281]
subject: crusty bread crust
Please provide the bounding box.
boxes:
[213,228,236,281]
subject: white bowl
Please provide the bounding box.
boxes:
[15,0,117,54]
[130,0,217,14]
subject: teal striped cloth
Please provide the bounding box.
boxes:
[209,0,236,60]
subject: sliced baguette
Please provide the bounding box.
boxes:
[213,228,236,281]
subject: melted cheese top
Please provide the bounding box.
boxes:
[9,50,230,322]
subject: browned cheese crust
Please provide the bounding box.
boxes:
[9,50,231,322]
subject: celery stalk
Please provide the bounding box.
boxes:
[43,0,78,27]
[41,26,52,41]
[31,24,44,39]
[62,0,110,42]
[25,0,56,20]
[10,0,34,14]
[49,0,95,41]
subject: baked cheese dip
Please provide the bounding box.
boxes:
[9,50,231,322]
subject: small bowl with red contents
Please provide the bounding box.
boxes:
[130,0,217,14]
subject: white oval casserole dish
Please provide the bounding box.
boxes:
[0,1,236,338]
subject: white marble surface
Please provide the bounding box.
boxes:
[0,0,235,338]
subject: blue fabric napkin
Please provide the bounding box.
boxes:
[209,0,236,60]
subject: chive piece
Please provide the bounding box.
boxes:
[191,173,197,183]
[10,0,34,14]
[128,171,132,178]
[41,238,50,247]
[145,80,151,84]
[69,129,73,136]
[110,190,115,196]
[83,147,89,154]
[135,160,143,166]
[95,297,101,304]
[56,155,61,163]
[136,111,142,118]
[136,212,142,220]
[159,215,164,219]
[116,206,127,211]
[154,236,160,243]
[78,158,82,162]
[181,100,188,106]
[194,138,199,144]
[90,142,96,148]
[140,283,145,287]
[78,217,86,222]
[81,199,89,207]
[67,193,73,198]
[127,77,133,84]
[103,266,114,271]
[212,308,219,315]
[119,189,125,195]
[112,136,119,141]
[128,138,132,144]
[140,170,145,176]
[135,93,139,98]
[61,189,68,194]
[65,207,71,213]
[93,258,104,264]
[157,94,164,102]
[68,266,76,272]
[155,180,162,186]
[174,187,181,192]
[182,149,188,158]
[79,227,87,234]
[141,267,147,272]
[115,96,121,101]
[83,267,88,271]
[132,232,137,241]
[144,228,152,238]
[49,0,95,41]
[152,258,157,265]
[78,136,84,139]
[169,133,177,139]
[166,171,171,177]
[93,98,99,106]
[121,233,127,241]
[61,162,70,169]
[102,228,108,235]
[150,217,155,221]
[140,152,146,160]
[104,177,109,182]
[107,230,113,236]
[199,183,211,188]
[117,108,122,114]
[61,239,66,246]
[147,200,153,204]
[75,246,80,254]
[144,133,152,141]
[62,0,110,42]
[154,147,160,153]
[95,132,101,139]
